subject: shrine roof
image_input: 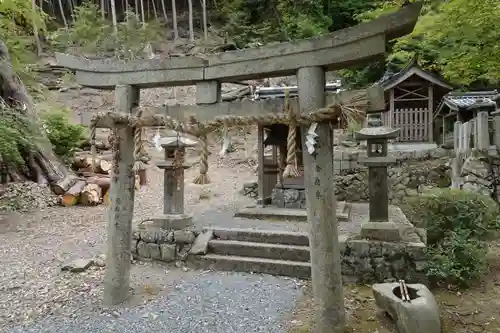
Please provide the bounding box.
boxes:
[436,90,499,115]
[375,59,454,91]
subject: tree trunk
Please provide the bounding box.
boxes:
[0,40,76,192]
[201,0,208,40]
[140,0,145,25]
[152,0,158,19]
[31,0,43,56]
[160,0,168,24]
[172,0,178,39]
[57,0,68,30]
[135,0,140,20]
[188,0,194,42]
[101,0,106,19]
[110,0,118,36]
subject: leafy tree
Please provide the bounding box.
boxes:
[0,0,47,83]
[343,0,500,89]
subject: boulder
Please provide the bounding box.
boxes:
[372,282,440,333]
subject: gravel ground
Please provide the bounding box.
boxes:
[0,85,367,332]
[0,117,303,332]
[8,270,304,333]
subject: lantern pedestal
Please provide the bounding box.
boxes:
[355,127,401,242]
[154,136,197,230]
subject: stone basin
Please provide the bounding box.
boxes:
[372,282,441,333]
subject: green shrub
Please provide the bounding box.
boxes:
[406,189,499,245]
[41,109,86,162]
[426,230,488,287]
[0,106,37,170]
[405,189,500,287]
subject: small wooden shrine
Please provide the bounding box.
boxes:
[374,60,454,143]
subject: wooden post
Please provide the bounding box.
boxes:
[298,66,345,333]
[493,111,500,147]
[389,88,395,128]
[257,125,265,207]
[428,84,434,143]
[103,85,138,306]
[442,116,446,146]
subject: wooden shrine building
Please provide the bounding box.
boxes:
[375,61,454,142]
[435,90,500,146]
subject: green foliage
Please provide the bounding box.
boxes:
[48,3,166,59]
[0,0,48,84]
[426,230,488,287]
[41,109,86,162]
[405,189,500,287]
[0,105,38,170]
[47,2,110,52]
[345,0,500,88]
[215,0,375,47]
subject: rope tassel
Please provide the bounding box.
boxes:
[193,133,210,185]
[132,127,147,172]
[282,89,300,178]
[90,123,97,173]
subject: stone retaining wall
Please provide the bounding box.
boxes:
[132,228,199,262]
[264,158,451,208]
[341,237,427,283]
[132,226,427,284]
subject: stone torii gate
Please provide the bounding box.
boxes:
[56,3,422,332]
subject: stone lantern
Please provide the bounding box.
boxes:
[355,127,401,241]
[155,135,197,230]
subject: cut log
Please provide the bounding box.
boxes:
[72,154,113,174]
[0,39,76,189]
[80,183,102,206]
[221,86,250,102]
[78,138,111,151]
[52,174,79,195]
[87,175,111,192]
[61,180,86,207]
[98,159,112,174]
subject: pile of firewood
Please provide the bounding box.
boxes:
[57,146,141,207]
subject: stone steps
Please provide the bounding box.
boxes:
[193,254,311,279]
[191,227,312,279]
[210,227,310,246]
[209,239,310,262]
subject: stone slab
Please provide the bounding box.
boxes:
[78,89,378,126]
[360,220,402,242]
[190,254,312,280]
[211,227,310,246]
[189,230,214,255]
[234,201,349,221]
[204,34,387,81]
[74,67,205,89]
[196,81,221,104]
[208,239,311,262]
[143,214,193,230]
